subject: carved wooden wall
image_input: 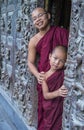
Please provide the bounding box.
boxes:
[0,0,44,128]
[62,0,84,129]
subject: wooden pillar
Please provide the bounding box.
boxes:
[62,0,84,129]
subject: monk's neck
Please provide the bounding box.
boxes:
[39,25,50,36]
[46,69,56,78]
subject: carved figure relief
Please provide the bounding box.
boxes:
[16,17,22,32]
[7,16,12,34]
[1,16,5,32]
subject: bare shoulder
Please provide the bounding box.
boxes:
[29,33,40,47]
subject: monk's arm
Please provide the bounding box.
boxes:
[42,80,59,100]
[28,39,45,84]
[28,39,39,79]
[42,81,68,100]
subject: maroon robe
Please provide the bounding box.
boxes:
[42,70,64,130]
[36,26,68,130]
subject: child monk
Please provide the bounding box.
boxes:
[40,45,68,130]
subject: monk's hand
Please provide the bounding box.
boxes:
[37,71,45,84]
[58,85,68,97]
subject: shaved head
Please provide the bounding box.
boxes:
[32,7,47,15]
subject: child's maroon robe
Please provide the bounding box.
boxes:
[42,70,64,130]
[36,26,68,130]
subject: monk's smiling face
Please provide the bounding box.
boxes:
[32,7,50,31]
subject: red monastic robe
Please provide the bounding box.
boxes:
[42,70,64,130]
[36,26,68,130]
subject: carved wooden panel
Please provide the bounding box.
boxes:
[62,0,84,129]
[0,0,44,128]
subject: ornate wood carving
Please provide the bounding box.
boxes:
[62,0,84,129]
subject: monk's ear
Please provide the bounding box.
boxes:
[47,13,51,20]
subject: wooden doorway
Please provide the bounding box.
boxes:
[44,0,71,29]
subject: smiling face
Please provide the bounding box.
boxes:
[32,8,50,31]
[49,46,67,71]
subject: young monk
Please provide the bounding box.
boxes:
[28,7,68,130]
[41,45,68,130]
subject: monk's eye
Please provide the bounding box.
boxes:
[59,59,65,64]
[32,17,37,21]
[38,13,44,17]
[53,57,58,60]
